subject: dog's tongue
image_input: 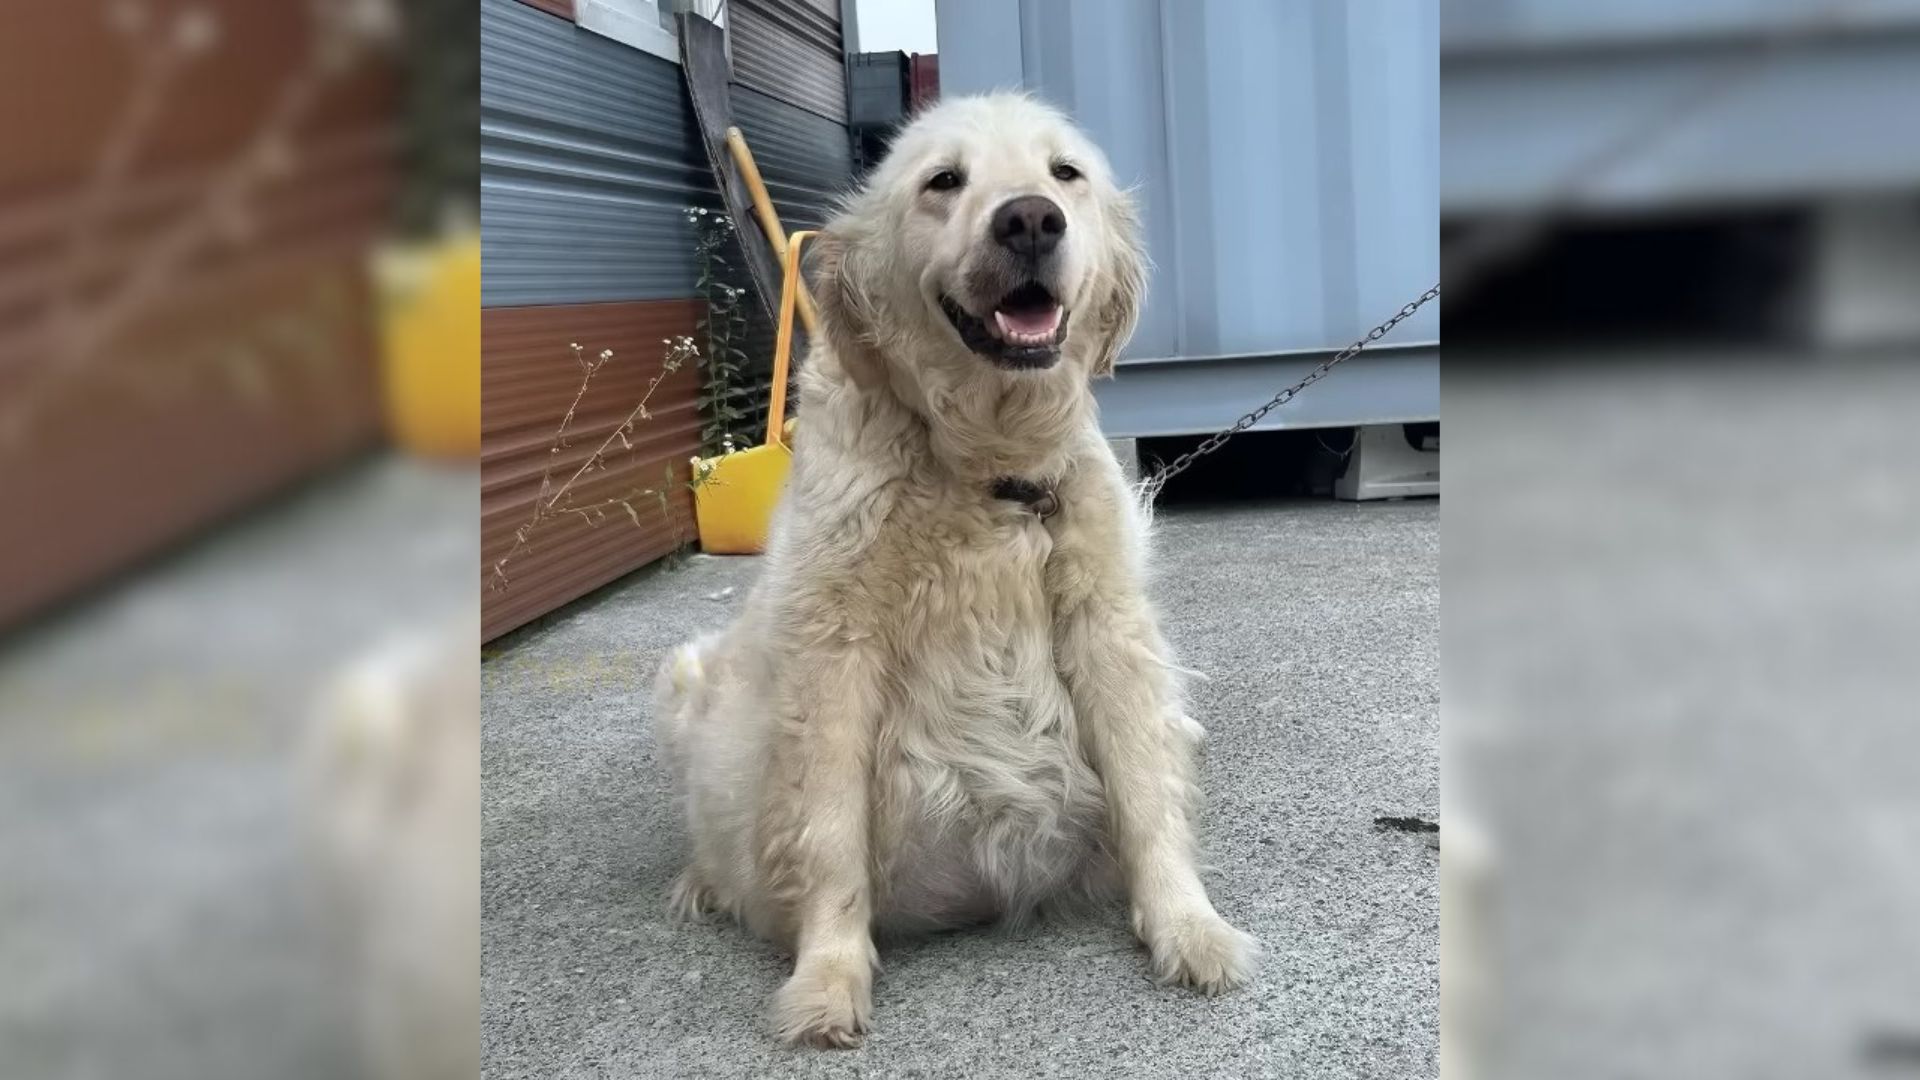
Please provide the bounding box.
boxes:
[994,304,1062,338]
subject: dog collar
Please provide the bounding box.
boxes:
[990,476,1059,519]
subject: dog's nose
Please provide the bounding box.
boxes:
[990,196,1066,260]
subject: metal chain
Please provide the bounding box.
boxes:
[1139,283,1441,498]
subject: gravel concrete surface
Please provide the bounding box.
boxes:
[1,457,476,1080]
[1446,360,1920,1079]
[482,497,1438,1078]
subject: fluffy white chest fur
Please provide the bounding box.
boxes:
[863,493,1111,932]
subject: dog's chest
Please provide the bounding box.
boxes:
[875,506,1106,918]
[887,499,1057,691]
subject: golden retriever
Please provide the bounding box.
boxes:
[305,622,479,1080]
[655,92,1255,1048]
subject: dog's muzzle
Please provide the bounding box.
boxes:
[940,282,1069,370]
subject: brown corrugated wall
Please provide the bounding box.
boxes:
[0,5,395,631]
[480,0,849,641]
[481,301,703,641]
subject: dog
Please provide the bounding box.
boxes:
[655,92,1256,1048]
[304,621,480,1080]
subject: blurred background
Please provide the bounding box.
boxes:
[1441,1,1920,1077]
[0,2,478,1079]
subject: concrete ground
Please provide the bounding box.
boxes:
[0,456,476,1080]
[1446,358,1920,1079]
[481,497,1439,1078]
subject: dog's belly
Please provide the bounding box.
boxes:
[877,812,1107,935]
[871,524,1112,929]
[876,706,1111,929]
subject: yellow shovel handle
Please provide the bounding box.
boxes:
[725,127,819,337]
[767,230,815,449]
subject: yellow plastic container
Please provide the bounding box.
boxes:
[373,231,481,459]
[691,231,814,554]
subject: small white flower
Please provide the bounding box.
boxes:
[256,135,296,177]
[172,7,220,53]
[311,0,399,67]
[107,1,150,36]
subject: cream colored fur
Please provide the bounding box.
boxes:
[655,93,1255,1048]
[305,621,479,1080]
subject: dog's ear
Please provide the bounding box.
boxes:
[807,229,887,390]
[1087,191,1147,379]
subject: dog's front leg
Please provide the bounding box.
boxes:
[1057,593,1257,993]
[760,644,883,1048]
[1050,488,1257,994]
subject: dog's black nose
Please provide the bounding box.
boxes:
[990,196,1066,259]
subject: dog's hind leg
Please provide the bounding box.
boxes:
[652,633,721,783]
[655,634,730,923]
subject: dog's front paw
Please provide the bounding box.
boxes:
[667,869,717,922]
[771,962,872,1049]
[1140,908,1258,995]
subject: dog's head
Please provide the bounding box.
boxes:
[814,94,1146,386]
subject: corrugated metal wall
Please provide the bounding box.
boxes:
[734,85,852,226]
[1443,0,1920,214]
[935,0,1439,437]
[938,0,1437,362]
[482,1,848,308]
[731,0,849,123]
[481,0,850,639]
[0,4,395,631]
[482,300,703,640]
[1443,0,1920,51]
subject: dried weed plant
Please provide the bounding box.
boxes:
[1,0,401,448]
[488,337,700,591]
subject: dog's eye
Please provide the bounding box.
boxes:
[926,169,964,192]
[1051,161,1082,182]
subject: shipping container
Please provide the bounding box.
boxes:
[936,0,1439,457]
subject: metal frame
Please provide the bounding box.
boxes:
[1098,345,1437,439]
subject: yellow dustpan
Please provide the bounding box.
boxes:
[691,229,814,554]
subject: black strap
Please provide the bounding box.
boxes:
[990,476,1059,519]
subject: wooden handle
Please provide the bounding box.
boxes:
[767,230,816,449]
[725,127,819,336]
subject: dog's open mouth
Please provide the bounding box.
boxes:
[941,282,1067,369]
